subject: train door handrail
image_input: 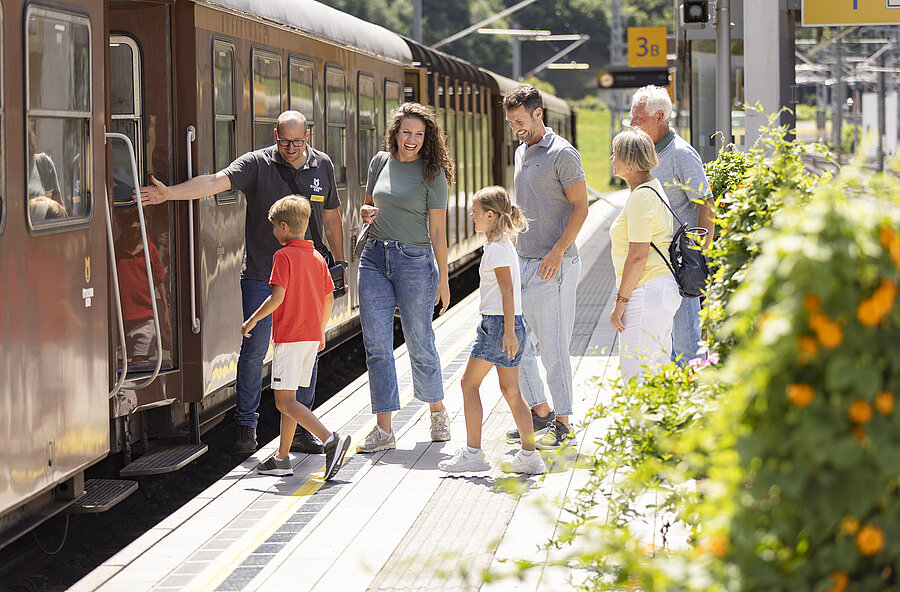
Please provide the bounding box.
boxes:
[104,185,128,397]
[105,131,163,390]
[186,125,200,334]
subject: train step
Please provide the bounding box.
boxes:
[69,479,139,514]
[119,443,208,477]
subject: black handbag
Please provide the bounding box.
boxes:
[646,185,709,298]
[275,165,346,299]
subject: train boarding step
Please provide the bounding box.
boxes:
[69,479,139,514]
[119,443,208,477]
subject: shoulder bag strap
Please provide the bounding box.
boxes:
[642,184,681,277]
[365,151,391,206]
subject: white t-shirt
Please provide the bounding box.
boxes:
[479,237,522,315]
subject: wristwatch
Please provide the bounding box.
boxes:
[615,294,629,303]
[336,260,349,269]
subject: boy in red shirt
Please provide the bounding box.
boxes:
[241,196,350,480]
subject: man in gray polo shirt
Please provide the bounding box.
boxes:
[630,85,714,365]
[141,110,345,454]
[503,84,588,449]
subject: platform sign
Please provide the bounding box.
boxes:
[598,67,670,89]
[627,27,667,67]
[802,0,900,26]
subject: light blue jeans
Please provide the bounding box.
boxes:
[517,255,580,417]
[358,240,444,414]
[235,279,317,428]
[670,296,702,366]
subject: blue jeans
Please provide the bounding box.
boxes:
[671,295,702,366]
[235,279,317,428]
[517,255,580,417]
[358,240,444,414]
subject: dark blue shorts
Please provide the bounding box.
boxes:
[469,315,526,368]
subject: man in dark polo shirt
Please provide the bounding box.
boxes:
[141,110,345,454]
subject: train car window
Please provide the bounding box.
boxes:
[252,49,281,151]
[109,36,143,206]
[384,79,400,124]
[26,7,92,230]
[289,57,315,145]
[325,66,346,185]
[358,73,376,184]
[213,41,237,205]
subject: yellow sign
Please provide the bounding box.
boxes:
[627,27,667,68]
[802,0,900,26]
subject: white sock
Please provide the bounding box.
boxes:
[324,433,335,445]
[466,446,481,455]
[275,455,288,462]
[520,449,536,456]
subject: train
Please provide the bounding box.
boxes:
[0,0,576,548]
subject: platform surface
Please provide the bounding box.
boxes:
[71,193,646,592]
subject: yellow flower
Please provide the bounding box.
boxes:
[849,400,874,424]
[787,383,815,408]
[856,524,885,556]
[876,391,895,415]
[840,516,860,535]
[827,571,849,592]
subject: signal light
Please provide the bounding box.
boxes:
[682,0,709,28]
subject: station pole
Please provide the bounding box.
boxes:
[832,30,843,159]
[716,0,732,151]
[413,0,422,42]
[878,52,886,172]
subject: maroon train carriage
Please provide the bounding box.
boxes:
[0,0,575,549]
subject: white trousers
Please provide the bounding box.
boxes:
[618,275,682,383]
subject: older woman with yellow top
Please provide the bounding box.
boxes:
[608,129,682,381]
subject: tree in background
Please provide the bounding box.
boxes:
[320,0,672,100]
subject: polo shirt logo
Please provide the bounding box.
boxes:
[310,178,321,192]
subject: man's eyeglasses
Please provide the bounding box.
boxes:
[275,133,307,148]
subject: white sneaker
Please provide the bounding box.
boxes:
[505,449,547,474]
[356,425,396,453]
[438,448,491,473]
[430,409,451,442]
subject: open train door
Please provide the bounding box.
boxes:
[105,1,206,475]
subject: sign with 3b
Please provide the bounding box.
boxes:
[627,27,667,68]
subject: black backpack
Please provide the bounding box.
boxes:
[646,185,710,298]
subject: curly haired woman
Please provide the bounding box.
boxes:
[356,102,455,452]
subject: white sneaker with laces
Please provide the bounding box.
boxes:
[506,449,547,474]
[356,425,396,453]
[430,409,451,442]
[438,448,491,473]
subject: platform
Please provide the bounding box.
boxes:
[70,192,638,592]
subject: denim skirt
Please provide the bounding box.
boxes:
[470,314,527,367]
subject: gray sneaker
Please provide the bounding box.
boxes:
[536,419,574,450]
[356,425,396,453]
[256,454,293,476]
[506,409,555,442]
[430,409,451,442]
[324,432,351,480]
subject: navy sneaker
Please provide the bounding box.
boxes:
[506,409,555,442]
[324,432,351,480]
[231,425,257,454]
[536,420,574,450]
[291,426,326,454]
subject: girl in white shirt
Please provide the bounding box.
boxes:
[438,186,546,475]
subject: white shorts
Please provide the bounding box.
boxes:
[271,341,319,390]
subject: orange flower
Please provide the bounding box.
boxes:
[817,320,844,348]
[787,383,815,408]
[876,391,895,415]
[827,571,849,592]
[879,225,897,249]
[798,336,818,357]
[804,293,823,312]
[840,516,861,535]
[853,426,867,442]
[857,299,883,327]
[856,524,885,556]
[849,400,874,424]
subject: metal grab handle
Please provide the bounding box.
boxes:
[104,185,128,397]
[186,125,200,334]
[106,131,163,390]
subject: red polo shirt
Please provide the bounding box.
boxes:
[269,239,333,343]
